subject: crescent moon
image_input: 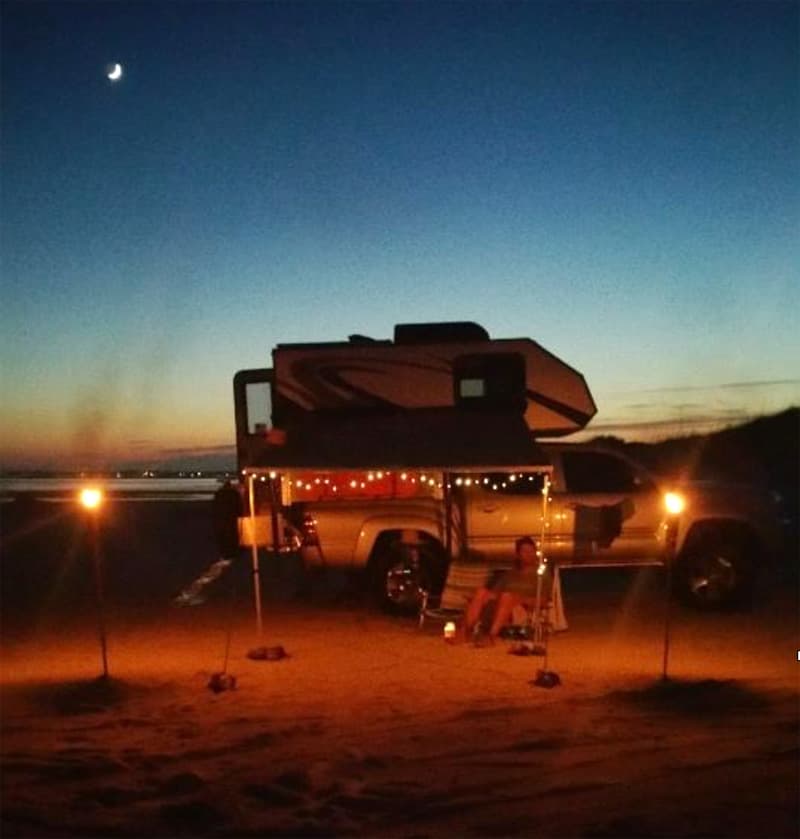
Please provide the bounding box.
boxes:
[107,63,123,81]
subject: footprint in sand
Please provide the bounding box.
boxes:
[159,799,227,833]
[78,786,144,808]
[158,771,206,796]
[242,782,305,807]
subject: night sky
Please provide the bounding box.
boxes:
[2,1,798,470]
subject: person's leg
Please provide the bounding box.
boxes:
[489,592,522,638]
[463,587,494,636]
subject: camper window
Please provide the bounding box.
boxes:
[245,381,272,434]
[459,378,486,399]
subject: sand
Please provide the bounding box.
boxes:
[1,499,798,837]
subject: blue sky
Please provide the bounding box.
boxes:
[1,1,798,469]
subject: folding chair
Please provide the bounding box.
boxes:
[418,561,499,628]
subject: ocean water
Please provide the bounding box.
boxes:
[0,477,222,502]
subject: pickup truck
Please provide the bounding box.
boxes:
[282,443,784,613]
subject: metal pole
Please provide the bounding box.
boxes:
[443,471,452,559]
[248,473,263,639]
[90,516,109,679]
[662,529,676,681]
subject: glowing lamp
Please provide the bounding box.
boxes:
[443,621,456,642]
[79,487,103,511]
[664,491,686,515]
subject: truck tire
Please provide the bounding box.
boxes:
[675,524,756,610]
[369,535,447,615]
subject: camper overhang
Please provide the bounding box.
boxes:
[239,409,551,473]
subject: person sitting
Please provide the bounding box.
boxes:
[461,536,546,642]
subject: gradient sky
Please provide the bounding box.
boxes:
[2,1,798,470]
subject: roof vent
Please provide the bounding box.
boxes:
[393,321,489,345]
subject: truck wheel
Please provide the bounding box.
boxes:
[370,538,446,615]
[676,527,755,610]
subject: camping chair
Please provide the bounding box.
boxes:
[419,560,567,638]
[418,561,496,628]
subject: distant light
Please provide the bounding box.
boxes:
[79,487,103,510]
[664,491,686,515]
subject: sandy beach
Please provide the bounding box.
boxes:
[1,498,798,837]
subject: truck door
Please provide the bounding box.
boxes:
[460,471,549,563]
[552,450,663,565]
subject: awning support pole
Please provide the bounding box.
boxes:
[269,475,281,556]
[443,471,452,559]
[248,473,263,639]
[534,474,551,625]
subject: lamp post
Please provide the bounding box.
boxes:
[247,473,264,639]
[661,491,686,682]
[79,487,109,679]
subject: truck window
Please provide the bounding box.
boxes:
[561,451,637,493]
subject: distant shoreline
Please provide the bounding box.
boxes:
[0,476,222,503]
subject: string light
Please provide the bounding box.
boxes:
[240,469,554,501]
